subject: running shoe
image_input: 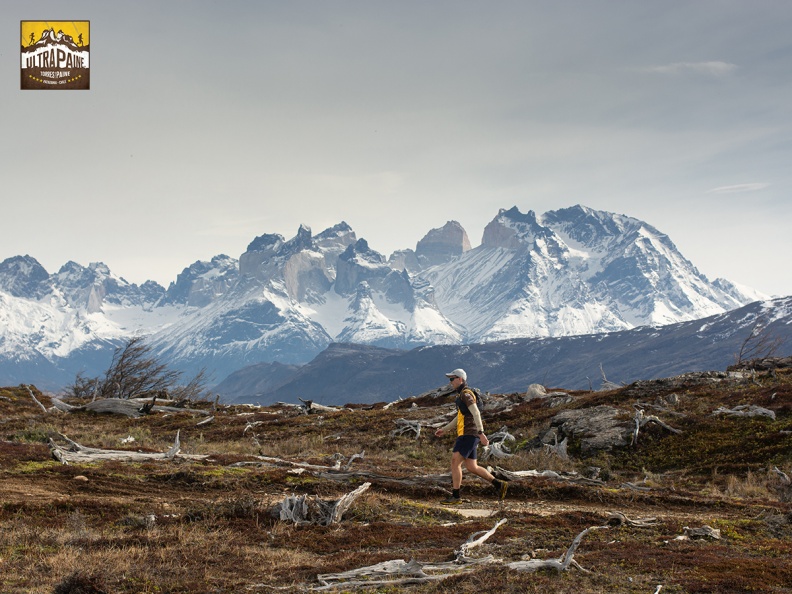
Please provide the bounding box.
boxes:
[440,496,462,505]
[496,480,508,500]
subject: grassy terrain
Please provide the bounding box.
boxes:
[1,369,791,593]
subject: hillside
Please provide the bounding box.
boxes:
[1,360,791,593]
[218,295,792,405]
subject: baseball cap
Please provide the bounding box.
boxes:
[445,368,467,381]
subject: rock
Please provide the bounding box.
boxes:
[525,384,547,400]
[551,406,633,454]
[415,221,471,267]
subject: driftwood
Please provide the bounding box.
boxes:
[49,431,207,464]
[675,525,721,540]
[52,397,211,418]
[771,466,792,502]
[314,519,507,590]
[480,427,516,462]
[299,398,343,414]
[509,525,608,572]
[273,482,371,526]
[391,419,424,439]
[232,451,366,474]
[712,404,776,420]
[543,434,569,460]
[631,408,682,446]
[508,511,658,573]
[24,385,48,413]
[605,512,659,528]
[490,466,605,487]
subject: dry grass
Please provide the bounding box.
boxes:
[1,372,791,593]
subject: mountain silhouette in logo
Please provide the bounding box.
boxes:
[22,28,89,54]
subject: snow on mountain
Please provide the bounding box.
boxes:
[422,205,762,342]
[0,256,167,372]
[0,205,769,390]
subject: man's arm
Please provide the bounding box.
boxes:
[468,402,490,446]
[435,415,457,437]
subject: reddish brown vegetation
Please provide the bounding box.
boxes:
[0,370,790,593]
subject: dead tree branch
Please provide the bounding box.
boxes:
[48,431,206,464]
[508,525,609,573]
[712,405,776,420]
[272,482,371,526]
[631,408,682,446]
[314,519,507,590]
[24,384,48,413]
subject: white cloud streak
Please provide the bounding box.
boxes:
[706,183,770,194]
[642,61,738,76]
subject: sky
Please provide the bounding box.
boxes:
[3,1,791,297]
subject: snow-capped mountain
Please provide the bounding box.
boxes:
[424,205,762,341]
[0,205,768,390]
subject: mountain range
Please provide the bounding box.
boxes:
[0,204,770,397]
[215,295,792,405]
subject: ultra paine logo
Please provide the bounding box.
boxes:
[21,21,90,90]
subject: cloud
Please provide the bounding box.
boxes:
[706,183,770,194]
[642,61,738,76]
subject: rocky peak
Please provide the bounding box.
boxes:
[315,222,357,261]
[164,255,239,307]
[415,221,471,268]
[0,255,50,299]
[481,207,547,249]
[388,249,421,273]
[335,239,389,296]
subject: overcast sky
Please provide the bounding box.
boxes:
[3,1,791,297]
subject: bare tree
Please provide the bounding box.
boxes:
[735,317,786,365]
[65,337,209,400]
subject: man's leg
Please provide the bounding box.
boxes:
[451,452,465,489]
[464,459,493,481]
[441,452,466,504]
[464,458,508,500]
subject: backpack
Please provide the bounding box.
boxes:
[464,386,487,407]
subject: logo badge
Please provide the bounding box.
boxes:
[21,21,90,90]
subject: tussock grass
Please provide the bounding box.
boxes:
[0,371,791,593]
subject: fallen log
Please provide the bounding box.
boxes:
[49,431,207,464]
[53,397,211,418]
[490,466,605,487]
[712,405,776,420]
[508,525,608,573]
[314,518,507,590]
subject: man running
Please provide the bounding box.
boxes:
[434,368,508,504]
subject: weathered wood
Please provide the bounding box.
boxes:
[49,431,206,464]
[299,398,343,413]
[676,525,721,540]
[480,426,516,462]
[508,525,609,573]
[273,482,371,526]
[24,385,48,413]
[631,408,682,446]
[712,404,776,420]
[606,512,659,528]
[491,466,605,487]
[55,397,211,418]
[455,518,508,562]
[391,418,424,439]
[314,519,507,590]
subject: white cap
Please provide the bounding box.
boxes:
[445,368,467,381]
